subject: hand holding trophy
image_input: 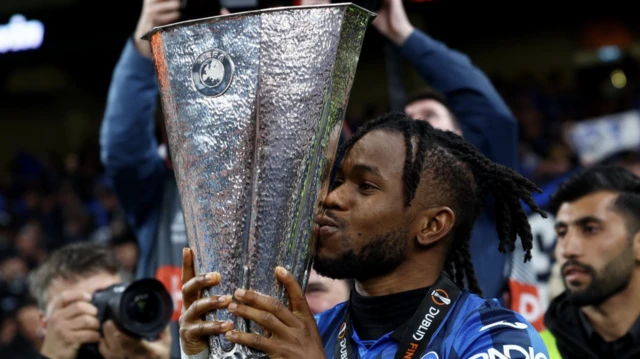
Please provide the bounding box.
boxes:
[144,3,374,358]
[180,248,325,358]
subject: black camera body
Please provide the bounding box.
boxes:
[77,278,173,359]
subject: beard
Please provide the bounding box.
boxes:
[563,243,635,307]
[313,225,409,282]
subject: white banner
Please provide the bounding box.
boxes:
[568,110,640,165]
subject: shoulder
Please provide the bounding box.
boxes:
[314,301,347,333]
[448,293,550,359]
[313,302,348,354]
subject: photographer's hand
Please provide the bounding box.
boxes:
[134,0,181,59]
[179,248,234,356]
[372,0,414,46]
[225,267,325,359]
[99,320,171,359]
[40,290,101,359]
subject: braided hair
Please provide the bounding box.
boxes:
[338,112,547,295]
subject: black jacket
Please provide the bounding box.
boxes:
[544,291,640,359]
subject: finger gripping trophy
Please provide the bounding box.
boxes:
[144,3,374,358]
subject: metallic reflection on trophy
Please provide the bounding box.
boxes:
[145,3,373,358]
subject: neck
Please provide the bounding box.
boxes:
[355,255,441,297]
[581,272,640,342]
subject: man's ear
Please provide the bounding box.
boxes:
[413,207,455,247]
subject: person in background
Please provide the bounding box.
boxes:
[541,166,640,359]
[100,1,192,356]
[372,0,543,328]
[30,242,171,359]
[306,268,351,315]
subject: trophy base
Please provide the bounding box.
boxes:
[210,349,268,359]
[210,340,269,359]
[211,354,268,359]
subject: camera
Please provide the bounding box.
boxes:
[77,278,174,358]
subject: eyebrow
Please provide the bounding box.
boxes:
[351,163,382,177]
[555,216,603,229]
[306,282,328,292]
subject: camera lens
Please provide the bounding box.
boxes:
[125,291,162,323]
[114,278,173,340]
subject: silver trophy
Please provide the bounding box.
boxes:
[145,3,373,358]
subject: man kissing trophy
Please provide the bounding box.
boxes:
[144,3,374,358]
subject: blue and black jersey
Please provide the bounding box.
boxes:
[315,290,549,359]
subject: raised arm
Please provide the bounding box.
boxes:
[374,0,517,169]
[99,0,181,225]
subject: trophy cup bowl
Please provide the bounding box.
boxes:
[144,3,374,358]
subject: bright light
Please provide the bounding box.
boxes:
[611,69,627,89]
[0,14,45,54]
[599,46,622,62]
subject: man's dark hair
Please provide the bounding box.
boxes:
[549,166,640,234]
[338,112,546,295]
[30,242,119,311]
[405,87,461,130]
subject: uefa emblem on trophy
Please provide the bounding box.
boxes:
[145,3,374,358]
[192,48,235,97]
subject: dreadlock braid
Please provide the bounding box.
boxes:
[431,130,545,263]
[444,258,455,280]
[338,112,547,295]
[458,239,482,294]
[452,250,465,289]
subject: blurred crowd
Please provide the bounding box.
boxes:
[0,145,139,356]
[494,70,640,184]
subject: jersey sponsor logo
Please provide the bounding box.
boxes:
[479,321,528,332]
[420,351,439,359]
[431,289,450,306]
[468,345,548,359]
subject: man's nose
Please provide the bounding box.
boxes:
[321,185,347,211]
[558,230,583,259]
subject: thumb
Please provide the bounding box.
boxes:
[182,247,196,284]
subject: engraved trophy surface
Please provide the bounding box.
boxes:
[145,3,374,358]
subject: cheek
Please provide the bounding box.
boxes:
[305,294,326,315]
[349,202,399,236]
[554,242,563,260]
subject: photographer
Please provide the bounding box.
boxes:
[30,242,171,359]
[101,0,194,357]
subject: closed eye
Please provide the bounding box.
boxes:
[359,182,378,192]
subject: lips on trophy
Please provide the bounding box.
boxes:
[145,4,375,358]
